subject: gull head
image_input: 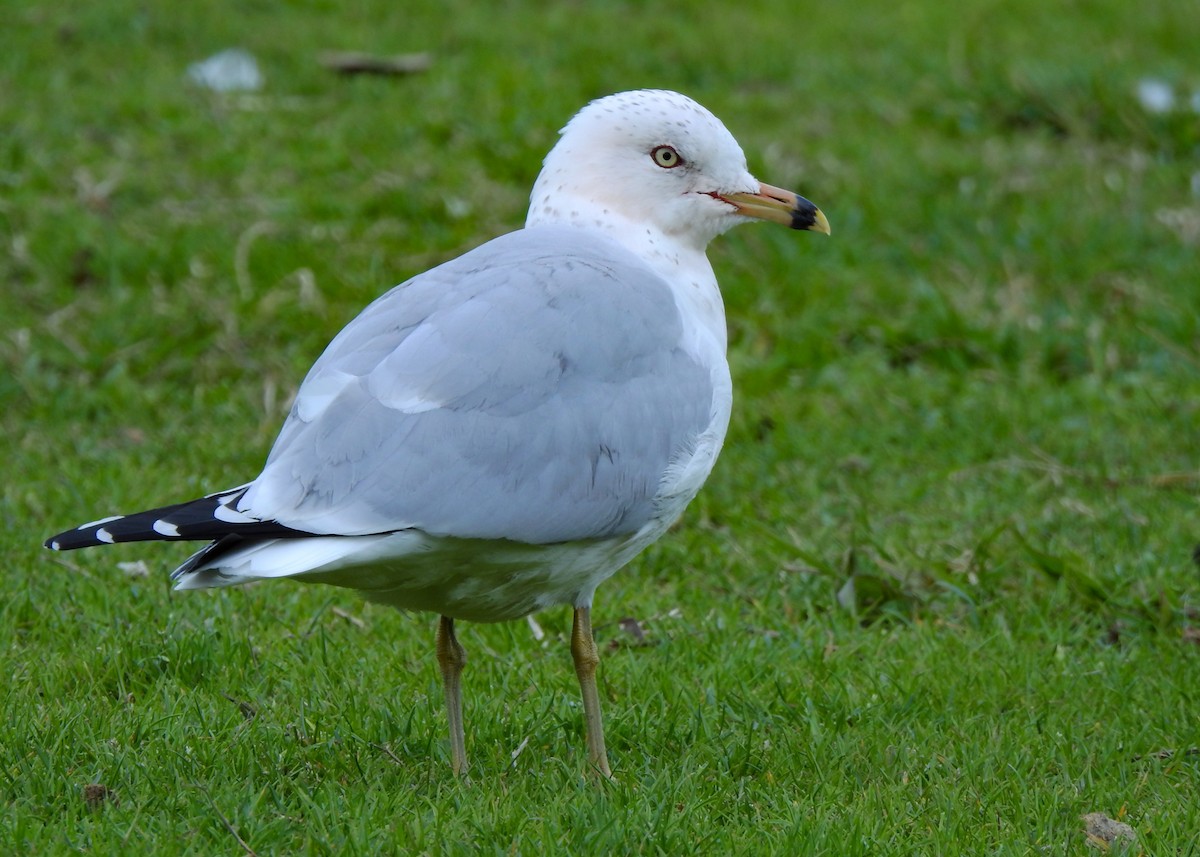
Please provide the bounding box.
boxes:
[527,89,829,250]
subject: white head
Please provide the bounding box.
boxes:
[527,89,829,251]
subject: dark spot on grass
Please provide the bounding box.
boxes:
[224,693,257,721]
[69,248,96,289]
[83,783,117,809]
[884,337,990,371]
[617,617,646,643]
[754,415,775,441]
[1081,812,1136,849]
[1133,747,1200,762]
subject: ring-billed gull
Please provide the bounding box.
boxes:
[46,89,829,777]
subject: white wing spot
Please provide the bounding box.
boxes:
[153,520,181,537]
[214,504,258,524]
[78,515,123,530]
[95,528,115,544]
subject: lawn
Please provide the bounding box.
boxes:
[2,0,1198,853]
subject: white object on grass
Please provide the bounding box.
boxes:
[187,48,263,93]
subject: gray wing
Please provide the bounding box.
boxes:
[238,226,716,544]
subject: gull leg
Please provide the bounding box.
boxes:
[435,615,468,775]
[571,606,613,778]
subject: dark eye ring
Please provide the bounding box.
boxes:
[650,145,684,169]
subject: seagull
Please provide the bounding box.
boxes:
[45,89,829,777]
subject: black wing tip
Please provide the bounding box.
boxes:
[44,487,313,556]
[43,524,115,551]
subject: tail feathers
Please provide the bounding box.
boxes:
[170,535,248,582]
[45,484,309,551]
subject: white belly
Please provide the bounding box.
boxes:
[176,522,670,623]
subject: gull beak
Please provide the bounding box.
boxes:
[718,182,831,235]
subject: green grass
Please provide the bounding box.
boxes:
[3,0,1199,853]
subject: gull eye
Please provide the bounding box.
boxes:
[650,145,684,169]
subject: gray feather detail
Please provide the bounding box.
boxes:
[239,226,715,544]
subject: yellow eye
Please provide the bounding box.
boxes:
[651,145,683,169]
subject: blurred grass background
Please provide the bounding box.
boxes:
[2,0,1198,853]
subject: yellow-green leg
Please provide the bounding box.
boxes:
[571,606,613,778]
[436,615,468,776]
